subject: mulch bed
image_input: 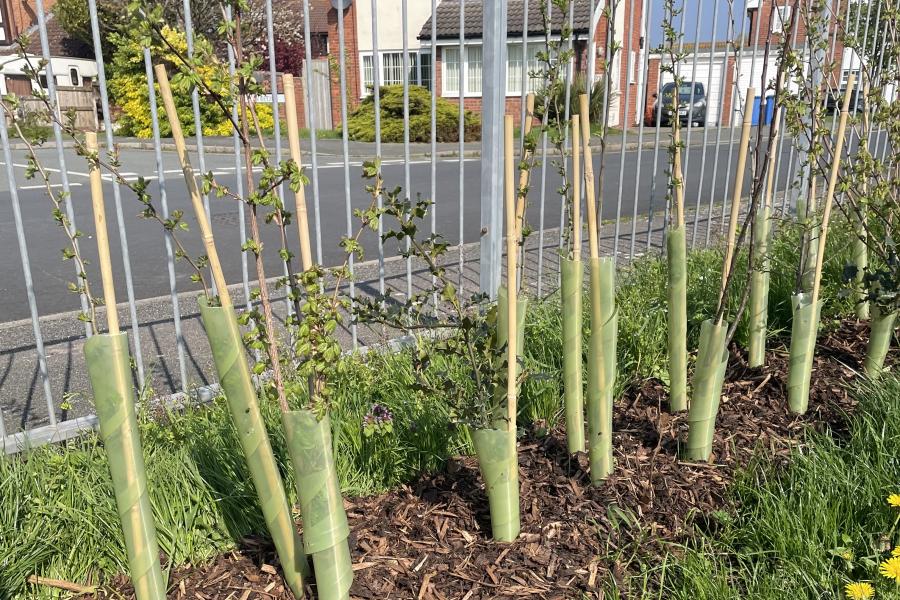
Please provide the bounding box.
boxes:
[84,320,873,600]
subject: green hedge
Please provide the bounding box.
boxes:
[347,85,481,143]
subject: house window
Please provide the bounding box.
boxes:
[0,3,7,43]
[841,69,860,89]
[38,74,48,89]
[69,67,81,87]
[362,54,375,91]
[419,52,432,91]
[506,43,543,95]
[362,51,433,95]
[382,52,404,86]
[772,5,792,34]
[466,46,482,94]
[443,47,461,94]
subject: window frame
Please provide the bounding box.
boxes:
[772,5,792,34]
[359,49,433,97]
[0,0,9,44]
[68,66,81,87]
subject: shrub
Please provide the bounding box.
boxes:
[346,85,480,143]
[107,26,274,138]
[534,74,606,127]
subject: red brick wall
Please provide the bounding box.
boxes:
[5,0,55,41]
[327,3,360,127]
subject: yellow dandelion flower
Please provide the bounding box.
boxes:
[880,556,900,582]
[841,549,855,561]
[887,494,900,507]
[845,581,875,600]
[893,546,900,558]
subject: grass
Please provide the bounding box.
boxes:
[606,376,900,599]
[0,218,863,597]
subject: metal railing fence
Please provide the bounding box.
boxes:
[0,0,894,453]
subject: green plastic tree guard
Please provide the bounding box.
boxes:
[198,298,309,596]
[666,226,688,411]
[748,205,771,368]
[84,332,166,600]
[863,305,897,378]
[587,257,617,483]
[283,410,353,600]
[472,427,521,541]
[787,293,822,415]
[560,255,585,453]
[685,319,729,462]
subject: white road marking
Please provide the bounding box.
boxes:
[19,183,83,190]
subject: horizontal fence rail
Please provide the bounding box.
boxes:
[0,0,895,453]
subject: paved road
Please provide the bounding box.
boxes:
[0,129,805,323]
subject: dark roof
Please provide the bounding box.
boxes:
[20,15,94,59]
[305,0,332,34]
[419,0,594,41]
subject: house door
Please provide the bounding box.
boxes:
[303,58,333,131]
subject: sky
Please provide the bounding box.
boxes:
[646,1,753,47]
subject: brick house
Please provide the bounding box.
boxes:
[1,0,99,128]
[417,0,645,128]
[643,0,850,128]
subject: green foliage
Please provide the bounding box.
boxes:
[534,73,606,127]
[106,26,274,138]
[346,85,480,143]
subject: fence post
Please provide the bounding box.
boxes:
[479,0,508,299]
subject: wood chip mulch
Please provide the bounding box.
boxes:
[85,319,875,600]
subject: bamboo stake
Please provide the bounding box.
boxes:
[504,115,518,434]
[719,89,756,313]
[811,75,856,308]
[85,132,119,334]
[515,93,536,241]
[572,114,582,261]
[27,576,96,595]
[579,94,599,259]
[154,64,232,308]
[283,73,313,272]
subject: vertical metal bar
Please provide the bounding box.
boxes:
[430,0,438,307]
[265,0,293,322]
[143,48,188,392]
[690,0,720,248]
[372,0,385,297]
[614,0,636,263]
[0,100,55,426]
[536,0,551,296]
[705,4,745,245]
[457,0,466,294]
[87,0,145,383]
[479,0,508,298]
[519,2,530,140]
[182,0,212,223]
[225,5,252,309]
[558,1,575,261]
[773,5,803,219]
[336,3,358,348]
[631,0,652,255]
[719,3,755,234]
[402,0,413,299]
[301,0,324,264]
[34,0,91,338]
[681,0,705,249]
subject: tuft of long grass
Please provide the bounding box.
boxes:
[609,374,900,599]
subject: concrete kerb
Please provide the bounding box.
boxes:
[12,128,745,159]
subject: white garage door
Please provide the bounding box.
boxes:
[659,56,726,125]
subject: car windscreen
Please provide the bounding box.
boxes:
[662,82,704,101]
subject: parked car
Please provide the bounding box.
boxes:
[649,81,707,127]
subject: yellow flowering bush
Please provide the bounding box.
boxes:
[108,26,275,138]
